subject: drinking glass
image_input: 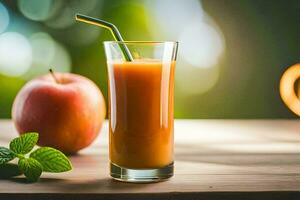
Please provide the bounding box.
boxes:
[104,41,178,182]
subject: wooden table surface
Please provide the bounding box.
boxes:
[1,119,300,199]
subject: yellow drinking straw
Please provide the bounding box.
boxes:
[75,13,133,61]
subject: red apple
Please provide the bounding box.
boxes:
[12,71,106,154]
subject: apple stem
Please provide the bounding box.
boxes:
[49,68,60,84]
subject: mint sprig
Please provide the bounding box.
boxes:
[10,132,38,154]
[0,147,15,164]
[0,133,72,182]
[18,158,43,182]
[31,147,72,172]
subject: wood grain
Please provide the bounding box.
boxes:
[1,119,300,199]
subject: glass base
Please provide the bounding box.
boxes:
[110,162,174,183]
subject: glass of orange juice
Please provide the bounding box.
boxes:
[104,41,178,182]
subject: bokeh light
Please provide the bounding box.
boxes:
[0,2,9,34]
[25,32,55,78]
[179,21,224,68]
[18,0,54,21]
[45,6,75,29]
[53,23,101,46]
[176,63,220,95]
[49,42,71,73]
[45,0,101,29]
[24,32,71,79]
[147,0,204,39]
[30,32,55,66]
[147,0,225,95]
[0,32,32,77]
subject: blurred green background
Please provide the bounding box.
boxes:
[0,0,299,119]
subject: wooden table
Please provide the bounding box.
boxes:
[1,119,300,199]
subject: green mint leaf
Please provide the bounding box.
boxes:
[18,158,43,182]
[30,147,72,173]
[0,147,16,165]
[10,132,38,154]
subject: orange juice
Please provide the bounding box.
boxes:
[107,60,175,169]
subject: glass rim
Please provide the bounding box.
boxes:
[103,41,178,45]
